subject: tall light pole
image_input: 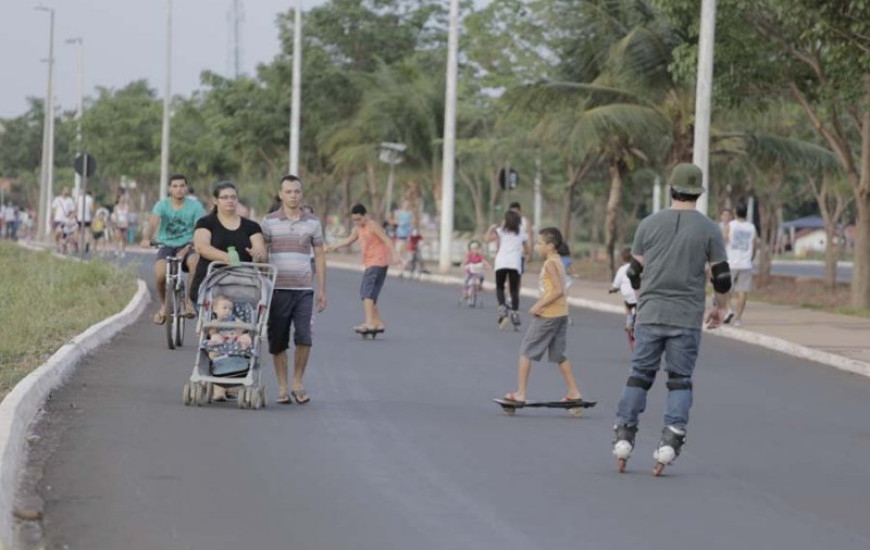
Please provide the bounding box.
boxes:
[438,0,460,273]
[35,5,55,241]
[159,0,173,200]
[66,37,84,202]
[288,0,302,175]
[692,0,717,216]
[379,142,406,218]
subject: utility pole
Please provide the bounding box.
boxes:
[35,5,55,241]
[533,155,542,233]
[159,0,173,200]
[228,0,244,78]
[288,0,302,175]
[692,0,717,216]
[66,37,84,203]
[438,0,460,273]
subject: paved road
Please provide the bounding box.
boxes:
[18,254,870,549]
[769,260,852,281]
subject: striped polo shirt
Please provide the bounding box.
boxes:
[262,210,324,290]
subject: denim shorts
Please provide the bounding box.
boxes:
[360,266,388,302]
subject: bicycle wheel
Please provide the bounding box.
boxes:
[174,283,185,347]
[165,280,176,350]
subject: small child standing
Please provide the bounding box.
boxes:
[503,227,584,404]
[609,247,638,340]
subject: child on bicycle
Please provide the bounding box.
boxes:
[503,227,585,405]
[462,240,490,298]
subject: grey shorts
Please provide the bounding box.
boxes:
[268,289,314,353]
[360,266,388,302]
[520,316,569,364]
[732,269,753,293]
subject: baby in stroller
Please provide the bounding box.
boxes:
[183,262,276,409]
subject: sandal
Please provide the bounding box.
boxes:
[276,391,292,405]
[502,392,525,405]
[291,388,310,404]
[561,395,583,403]
[153,310,166,325]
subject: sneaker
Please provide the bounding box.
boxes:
[723,310,734,324]
[733,319,742,327]
[510,311,520,326]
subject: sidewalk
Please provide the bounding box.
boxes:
[326,251,870,378]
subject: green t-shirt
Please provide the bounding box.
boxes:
[632,209,727,329]
[152,197,206,247]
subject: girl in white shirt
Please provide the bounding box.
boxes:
[485,210,529,329]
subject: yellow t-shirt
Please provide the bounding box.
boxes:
[538,256,569,318]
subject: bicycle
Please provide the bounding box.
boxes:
[162,250,187,350]
[460,263,486,308]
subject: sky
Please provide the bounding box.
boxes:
[0,0,326,118]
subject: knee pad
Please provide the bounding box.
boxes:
[666,372,692,391]
[627,369,656,390]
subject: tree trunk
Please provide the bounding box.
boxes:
[342,172,353,235]
[604,159,625,276]
[823,219,838,289]
[852,196,870,307]
[757,201,774,288]
[365,162,381,222]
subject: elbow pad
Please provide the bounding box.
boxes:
[711,262,732,293]
[627,258,644,290]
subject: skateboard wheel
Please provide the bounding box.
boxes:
[569,407,583,418]
[503,407,516,416]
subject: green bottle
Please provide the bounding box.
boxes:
[227,246,240,265]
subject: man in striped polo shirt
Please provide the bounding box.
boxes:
[262,175,327,405]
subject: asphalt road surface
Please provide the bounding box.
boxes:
[18,254,870,550]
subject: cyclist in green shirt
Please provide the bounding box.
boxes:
[141,174,206,324]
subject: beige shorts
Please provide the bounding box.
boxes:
[732,269,753,293]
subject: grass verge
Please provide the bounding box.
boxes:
[0,243,138,400]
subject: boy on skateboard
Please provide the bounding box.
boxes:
[502,227,585,405]
[325,204,399,334]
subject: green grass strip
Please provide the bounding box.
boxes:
[0,243,138,400]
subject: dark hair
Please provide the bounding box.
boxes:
[669,187,700,203]
[735,200,748,219]
[509,202,522,211]
[351,203,367,216]
[503,210,521,234]
[620,247,632,263]
[557,242,571,257]
[468,239,481,250]
[539,226,563,249]
[169,174,188,185]
[280,174,302,189]
[211,181,238,214]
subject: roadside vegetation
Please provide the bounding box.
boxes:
[0,243,137,399]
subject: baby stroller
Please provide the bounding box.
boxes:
[182,262,276,410]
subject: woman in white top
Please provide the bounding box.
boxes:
[485,210,529,328]
[112,193,131,257]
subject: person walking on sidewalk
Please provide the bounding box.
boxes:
[262,175,327,404]
[611,163,731,475]
[723,200,757,327]
[325,203,398,334]
[486,210,529,330]
[502,227,585,405]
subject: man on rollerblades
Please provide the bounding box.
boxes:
[612,163,731,475]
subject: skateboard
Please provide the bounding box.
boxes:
[493,398,597,417]
[354,327,385,340]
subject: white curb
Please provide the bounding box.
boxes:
[0,279,149,550]
[328,260,870,379]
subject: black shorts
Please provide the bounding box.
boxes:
[268,289,314,353]
[156,244,195,272]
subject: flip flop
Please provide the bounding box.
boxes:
[561,395,583,403]
[276,392,292,405]
[502,392,525,405]
[153,311,166,325]
[291,389,310,404]
[184,307,197,319]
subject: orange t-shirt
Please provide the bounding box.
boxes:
[359,222,391,267]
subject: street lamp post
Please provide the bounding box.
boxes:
[35,5,55,242]
[692,0,717,216]
[438,0,460,273]
[66,37,84,202]
[289,0,302,175]
[379,142,406,219]
[159,0,172,200]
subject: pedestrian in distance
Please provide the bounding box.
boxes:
[723,200,758,327]
[486,210,529,330]
[502,227,585,405]
[51,187,75,252]
[261,175,327,404]
[325,203,399,336]
[112,193,131,258]
[612,163,731,476]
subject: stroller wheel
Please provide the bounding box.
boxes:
[182,383,192,406]
[205,382,214,404]
[193,383,203,406]
[237,389,247,410]
[252,389,262,410]
[260,386,267,409]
